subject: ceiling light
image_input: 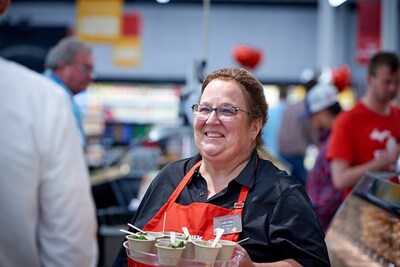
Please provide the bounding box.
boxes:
[329,0,347,7]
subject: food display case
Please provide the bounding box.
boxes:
[326,172,400,267]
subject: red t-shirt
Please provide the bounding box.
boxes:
[326,102,400,194]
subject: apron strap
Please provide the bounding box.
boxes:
[234,186,249,209]
[143,160,202,231]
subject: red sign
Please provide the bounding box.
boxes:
[122,12,141,37]
[356,2,381,65]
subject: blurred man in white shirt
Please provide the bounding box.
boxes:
[0,1,98,266]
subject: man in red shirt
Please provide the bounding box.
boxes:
[327,52,400,197]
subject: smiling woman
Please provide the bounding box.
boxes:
[193,68,266,167]
[112,67,330,267]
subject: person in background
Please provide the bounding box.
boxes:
[327,52,400,197]
[113,67,330,267]
[0,1,98,266]
[278,80,318,186]
[44,36,95,146]
[262,84,287,156]
[301,83,344,232]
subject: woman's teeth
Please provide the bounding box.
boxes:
[206,132,223,138]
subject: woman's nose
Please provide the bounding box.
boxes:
[205,109,221,124]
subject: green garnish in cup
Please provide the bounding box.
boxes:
[168,241,185,248]
[131,232,149,240]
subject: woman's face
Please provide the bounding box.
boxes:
[193,79,261,163]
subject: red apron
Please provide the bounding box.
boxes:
[128,160,249,266]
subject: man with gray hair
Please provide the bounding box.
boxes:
[44,36,95,146]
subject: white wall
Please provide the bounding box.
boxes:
[4,2,399,87]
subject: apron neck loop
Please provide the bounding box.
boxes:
[234,186,249,209]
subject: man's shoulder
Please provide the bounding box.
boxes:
[0,58,67,100]
[336,102,364,122]
[390,105,400,117]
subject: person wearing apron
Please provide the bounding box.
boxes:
[113,67,330,267]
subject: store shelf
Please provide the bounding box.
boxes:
[81,82,182,125]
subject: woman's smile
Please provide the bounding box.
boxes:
[205,131,224,138]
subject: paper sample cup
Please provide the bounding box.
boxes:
[155,242,185,266]
[157,237,193,257]
[193,240,222,263]
[181,240,194,259]
[147,231,165,239]
[156,238,173,244]
[126,234,156,258]
[175,238,197,259]
[210,239,237,261]
[163,232,186,239]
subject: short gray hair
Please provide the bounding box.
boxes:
[44,36,92,70]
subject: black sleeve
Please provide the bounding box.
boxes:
[268,185,330,267]
[112,244,128,267]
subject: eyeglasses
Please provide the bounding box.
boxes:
[191,104,250,121]
[70,63,94,75]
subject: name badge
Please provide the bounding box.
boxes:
[213,214,242,235]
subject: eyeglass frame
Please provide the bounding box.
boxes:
[191,103,250,121]
[69,63,94,75]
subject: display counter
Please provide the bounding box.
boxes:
[326,172,400,267]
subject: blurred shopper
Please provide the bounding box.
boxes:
[44,36,95,146]
[0,1,98,266]
[278,82,318,186]
[262,85,287,156]
[302,83,343,232]
[327,52,400,197]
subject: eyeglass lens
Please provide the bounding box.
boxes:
[193,104,238,121]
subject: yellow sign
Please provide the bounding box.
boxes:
[113,37,141,67]
[76,0,123,43]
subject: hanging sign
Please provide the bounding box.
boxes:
[356,2,381,65]
[76,0,123,43]
[113,12,142,67]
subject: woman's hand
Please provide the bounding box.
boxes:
[235,244,255,267]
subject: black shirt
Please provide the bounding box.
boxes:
[113,152,330,267]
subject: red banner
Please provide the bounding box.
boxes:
[356,2,381,65]
[122,12,141,37]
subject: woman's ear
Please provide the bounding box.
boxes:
[251,118,263,140]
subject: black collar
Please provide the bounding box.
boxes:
[189,151,257,189]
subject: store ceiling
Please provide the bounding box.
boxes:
[132,0,318,4]
[11,0,319,5]
[10,0,361,8]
